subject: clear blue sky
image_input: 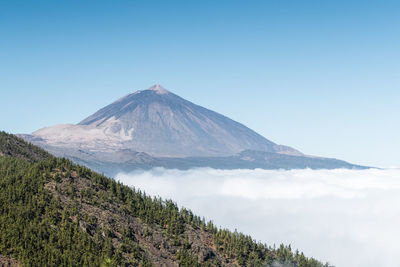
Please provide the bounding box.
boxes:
[1,0,399,167]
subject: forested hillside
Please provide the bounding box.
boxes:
[0,132,332,267]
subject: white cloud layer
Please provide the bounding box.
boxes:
[116,168,400,267]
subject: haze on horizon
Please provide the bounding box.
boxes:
[0,1,399,166]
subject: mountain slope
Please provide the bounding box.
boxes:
[20,85,365,173]
[0,131,331,266]
[0,132,51,163]
[27,84,301,158]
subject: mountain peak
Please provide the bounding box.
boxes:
[146,84,169,94]
[32,84,303,158]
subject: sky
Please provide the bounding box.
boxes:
[0,0,399,167]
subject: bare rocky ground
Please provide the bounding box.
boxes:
[0,255,21,267]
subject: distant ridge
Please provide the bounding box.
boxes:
[20,85,367,175]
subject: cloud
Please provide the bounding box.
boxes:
[116,168,400,267]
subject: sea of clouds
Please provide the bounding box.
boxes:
[116,168,400,267]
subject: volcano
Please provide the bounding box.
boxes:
[21,85,366,175]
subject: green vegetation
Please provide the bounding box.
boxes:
[0,131,332,266]
[0,133,50,163]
